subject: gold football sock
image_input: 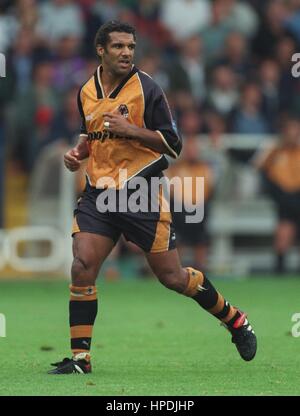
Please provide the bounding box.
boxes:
[69,285,98,359]
[183,267,239,325]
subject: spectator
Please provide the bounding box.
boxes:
[170,91,199,123]
[10,28,36,94]
[8,60,59,172]
[37,0,84,46]
[259,59,281,132]
[178,109,203,136]
[275,36,300,115]
[223,0,259,39]
[252,0,289,59]
[137,51,169,92]
[201,0,234,64]
[51,35,87,94]
[0,123,4,227]
[255,116,300,273]
[204,110,227,148]
[15,0,39,31]
[215,32,253,82]
[166,136,215,271]
[167,34,206,104]
[133,0,172,51]
[91,0,123,23]
[160,0,211,42]
[0,2,18,53]
[207,65,239,117]
[44,86,81,150]
[232,83,270,134]
[284,0,300,44]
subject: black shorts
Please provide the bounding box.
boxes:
[72,179,176,253]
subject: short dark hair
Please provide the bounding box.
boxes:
[94,20,136,49]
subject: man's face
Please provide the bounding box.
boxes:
[97,32,136,76]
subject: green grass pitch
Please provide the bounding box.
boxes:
[0,276,300,396]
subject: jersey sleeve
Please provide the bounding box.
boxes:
[139,72,182,158]
[77,87,87,136]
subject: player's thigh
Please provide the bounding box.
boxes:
[145,248,183,279]
[73,232,115,274]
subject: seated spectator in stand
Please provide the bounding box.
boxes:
[275,36,300,115]
[10,28,37,94]
[137,51,170,92]
[178,108,203,137]
[0,1,18,53]
[37,0,84,47]
[51,35,87,95]
[205,110,227,147]
[201,0,234,64]
[160,0,211,43]
[43,86,81,150]
[166,136,215,271]
[252,0,289,59]
[284,0,300,44]
[255,116,300,273]
[207,65,239,117]
[0,110,5,228]
[133,0,172,52]
[90,0,123,23]
[15,0,39,32]
[167,34,206,105]
[215,32,253,82]
[259,59,281,132]
[8,60,59,172]
[232,82,271,134]
[222,0,259,39]
[170,91,199,123]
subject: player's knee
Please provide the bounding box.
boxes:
[71,257,97,285]
[157,268,185,293]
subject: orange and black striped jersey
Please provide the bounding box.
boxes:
[78,65,182,189]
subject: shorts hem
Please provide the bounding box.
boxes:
[72,229,119,244]
[147,245,177,254]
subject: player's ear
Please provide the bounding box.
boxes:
[96,46,104,57]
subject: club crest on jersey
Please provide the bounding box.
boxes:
[118,104,129,118]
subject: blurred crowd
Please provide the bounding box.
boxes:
[1,0,300,171]
[1,0,300,271]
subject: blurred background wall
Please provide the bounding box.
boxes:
[1,0,300,278]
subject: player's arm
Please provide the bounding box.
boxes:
[64,135,89,172]
[102,115,168,154]
[126,126,172,154]
[103,77,182,158]
[64,86,90,172]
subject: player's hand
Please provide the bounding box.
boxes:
[64,148,81,172]
[102,112,132,137]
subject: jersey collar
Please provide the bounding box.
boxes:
[94,65,138,100]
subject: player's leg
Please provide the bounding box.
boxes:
[274,220,295,273]
[48,232,115,374]
[70,232,115,355]
[145,248,257,361]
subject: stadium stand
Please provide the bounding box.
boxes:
[1,0,300,276]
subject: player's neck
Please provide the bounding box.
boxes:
[100,66,130,96]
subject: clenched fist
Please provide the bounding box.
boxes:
[64,139,89,172]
